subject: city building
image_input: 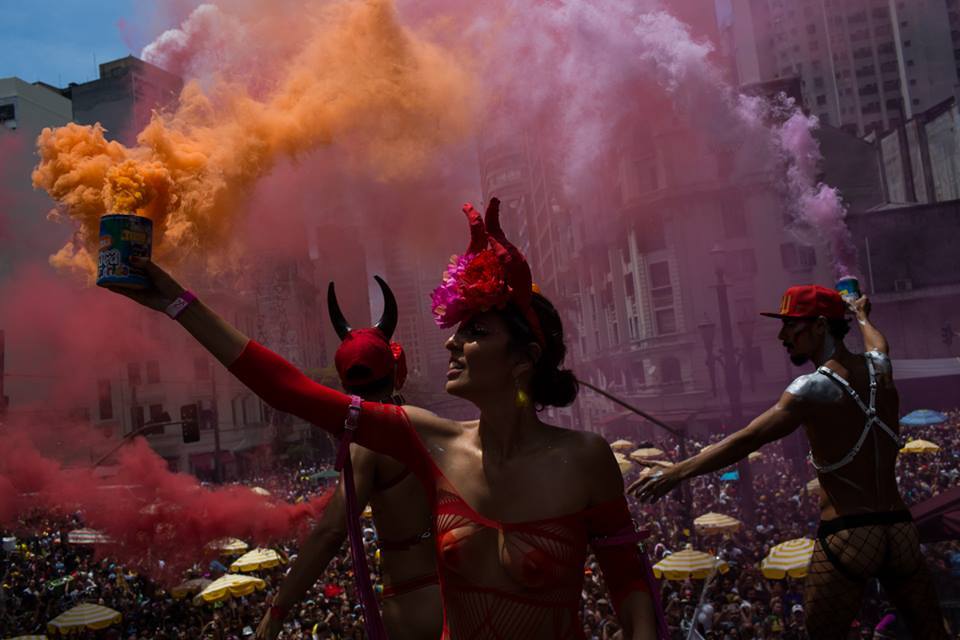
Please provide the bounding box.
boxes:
[0,77,73,282]
[62,55,182,145]
[878,96,960,204]
[567,108,886,443]
[846,199,960,409]
[726,0,957,135]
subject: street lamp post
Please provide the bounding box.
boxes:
[699,247,757,524]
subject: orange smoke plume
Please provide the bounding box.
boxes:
[32,0,475,279]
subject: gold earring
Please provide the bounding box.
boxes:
[515,380,529,408]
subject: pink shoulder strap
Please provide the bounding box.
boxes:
[335,396,388,639]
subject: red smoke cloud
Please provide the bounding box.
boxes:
[1,418,330,583]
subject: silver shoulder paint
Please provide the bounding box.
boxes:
[864,350,892,376]
[785,372,844,403]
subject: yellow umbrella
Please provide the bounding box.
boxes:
[629,448,665,461]
[900,439,940,454]
[760,538,815,579]
[193,574,265,605]
[170,578,212,599]
[251,486,271,496]
[207,538,249,555]
[47,603,121,634]
[694,512,741,535]
[230,548,285,572]
[610,439,635,452]
[653,547,729,580]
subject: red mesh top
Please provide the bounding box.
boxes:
[229,340,654,639]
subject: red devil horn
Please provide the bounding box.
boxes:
[462,202,488,254]
[483,198,504,239]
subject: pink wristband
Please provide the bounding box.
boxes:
[165,290,198,319]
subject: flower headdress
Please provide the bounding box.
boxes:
[431,198,545,346]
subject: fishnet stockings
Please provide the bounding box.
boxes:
[804,521,949,639]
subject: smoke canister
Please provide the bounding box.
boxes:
[96,214,153,289]
[835,276,861,305]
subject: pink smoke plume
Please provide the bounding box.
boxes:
[1,419,331,583]
[460,1,857,278]
[775,110,858,278]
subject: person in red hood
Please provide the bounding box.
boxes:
[255,277,440,640]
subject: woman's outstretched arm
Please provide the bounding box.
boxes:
[107,257,248,366]
[107,258,434,474]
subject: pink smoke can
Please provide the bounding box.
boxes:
[835,276,861,305]
[96,214,153,289]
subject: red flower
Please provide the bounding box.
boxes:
[458,250,508,311]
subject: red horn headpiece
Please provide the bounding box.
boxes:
[430,198,545,345]
[328,276,407,390]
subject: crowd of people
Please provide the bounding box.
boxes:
[2,413,958,639]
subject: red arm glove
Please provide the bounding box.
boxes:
[585,497,669,639]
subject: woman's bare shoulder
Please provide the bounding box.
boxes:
[546,425,623,499]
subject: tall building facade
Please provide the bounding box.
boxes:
[568,110,885,442]
[0,78,73,282]
[727,0,957,135]
[476,114,585,427]
[64,56,182,145]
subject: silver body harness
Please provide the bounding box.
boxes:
[810,353,902,474]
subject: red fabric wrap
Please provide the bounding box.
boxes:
[585,497,669,639]
[585,497,650,604]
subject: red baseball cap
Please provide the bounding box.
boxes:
[760,285,846,320]
[335,328,400,388]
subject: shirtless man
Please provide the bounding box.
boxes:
[631,285,949,639]
[256,278,440,640]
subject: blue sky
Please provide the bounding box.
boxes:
[0,0,180,86]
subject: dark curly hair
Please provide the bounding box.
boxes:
[501,292,578,409]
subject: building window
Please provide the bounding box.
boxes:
[97,379,113,420]
[655,309,677,334]
[0,103,15,128]
[660,357,683,392]
[127,362,141,386]
[780,242,817,271]
[147,404,166,435]
[649,261,677,335]
[146,360,160,384]
[721,202,748,238]
[636,214,666,252]
[130,405,145,434]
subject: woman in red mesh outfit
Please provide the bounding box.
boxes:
[106,199,665,640]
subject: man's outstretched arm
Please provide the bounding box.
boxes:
[629,392,805,502]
